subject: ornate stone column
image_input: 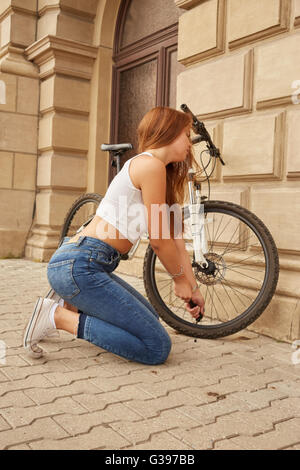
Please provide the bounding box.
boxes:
[24,1,98,261]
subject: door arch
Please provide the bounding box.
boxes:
[110,0,183,176]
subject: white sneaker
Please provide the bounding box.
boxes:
[44,289,62,338]
[45,288,63,304]
[23,297,58,358]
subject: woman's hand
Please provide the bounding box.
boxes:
[173,277,192,303]
[184,288,205,320]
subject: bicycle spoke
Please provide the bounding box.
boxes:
[225,252,265,267]
[147,202,277,337]
[220,279,249,311]
[220,280,240,314]
[224,266,263,283]
[220,278,253,303]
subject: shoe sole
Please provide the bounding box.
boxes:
[23,297,44,358]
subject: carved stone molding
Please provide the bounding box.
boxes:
[287,110,300,179]
[174,0,204,10]
[228,0,290,50]
[294,15,300,27]
[294,0,300,27]
[0,45,38,78]
[25,35,98,80]
[256,96,293,111]
[0,3,37,22]
[38,2,97,20]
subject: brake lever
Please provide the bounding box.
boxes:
[184,105,225,166]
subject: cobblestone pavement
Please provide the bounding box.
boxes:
[0,259,299,450]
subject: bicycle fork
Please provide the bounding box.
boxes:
[187,168,209,268]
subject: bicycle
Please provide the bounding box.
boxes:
[59,104,279,339]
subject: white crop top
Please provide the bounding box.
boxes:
[96,152,154,244]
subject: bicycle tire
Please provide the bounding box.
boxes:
[143,200,279,339]
[59,193,102,246]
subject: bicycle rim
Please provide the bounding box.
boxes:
[144,201,279,338]
[59,193,102,244]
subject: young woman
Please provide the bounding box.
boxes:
[23,107,205,365]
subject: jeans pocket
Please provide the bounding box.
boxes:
[47,259,80,300]
[89,251,120,272]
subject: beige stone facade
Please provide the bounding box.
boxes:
[0,0,300,341]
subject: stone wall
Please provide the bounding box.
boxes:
[0,0,120,261]
[0,0,39,257]
[175,0,300,341]
[23,0,120,261]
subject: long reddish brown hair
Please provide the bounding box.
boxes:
[137,106,199,206]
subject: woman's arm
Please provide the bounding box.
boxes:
[138,159,192,302]
[173,236,205,318]
[172,237,198,290]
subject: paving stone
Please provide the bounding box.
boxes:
[109,409,199,446]
[123,431,194,450]
[1,397,87,428]
[230,419,300,450]
[0,417,69,450]
[0,258,299,450]
[28,426,130,450]
[0,391,36,409]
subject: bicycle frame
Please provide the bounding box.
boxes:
[187,168,209,268]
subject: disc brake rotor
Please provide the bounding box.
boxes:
[193,252,226,286]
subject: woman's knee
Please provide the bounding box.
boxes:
[150,331,172,365]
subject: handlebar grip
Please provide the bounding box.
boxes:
[188,299,204,323]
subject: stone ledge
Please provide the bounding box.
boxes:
[25,35,98,80]
[0,45,38,78]
[294,0,300,27]
[38,0,98,20]
[175,0,204,10]
[0,3,37,22]
[26,35,98,62]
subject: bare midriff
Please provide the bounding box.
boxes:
[65,215,133,254]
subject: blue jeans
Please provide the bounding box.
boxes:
[47,236,171,365]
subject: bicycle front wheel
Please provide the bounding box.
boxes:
[143,200,279,339]
[59,193,102,246]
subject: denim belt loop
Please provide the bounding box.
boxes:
[76,236,86,246]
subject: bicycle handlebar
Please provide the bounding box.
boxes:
[181,104,225,165]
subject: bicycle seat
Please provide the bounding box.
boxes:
[101,143,133,152]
